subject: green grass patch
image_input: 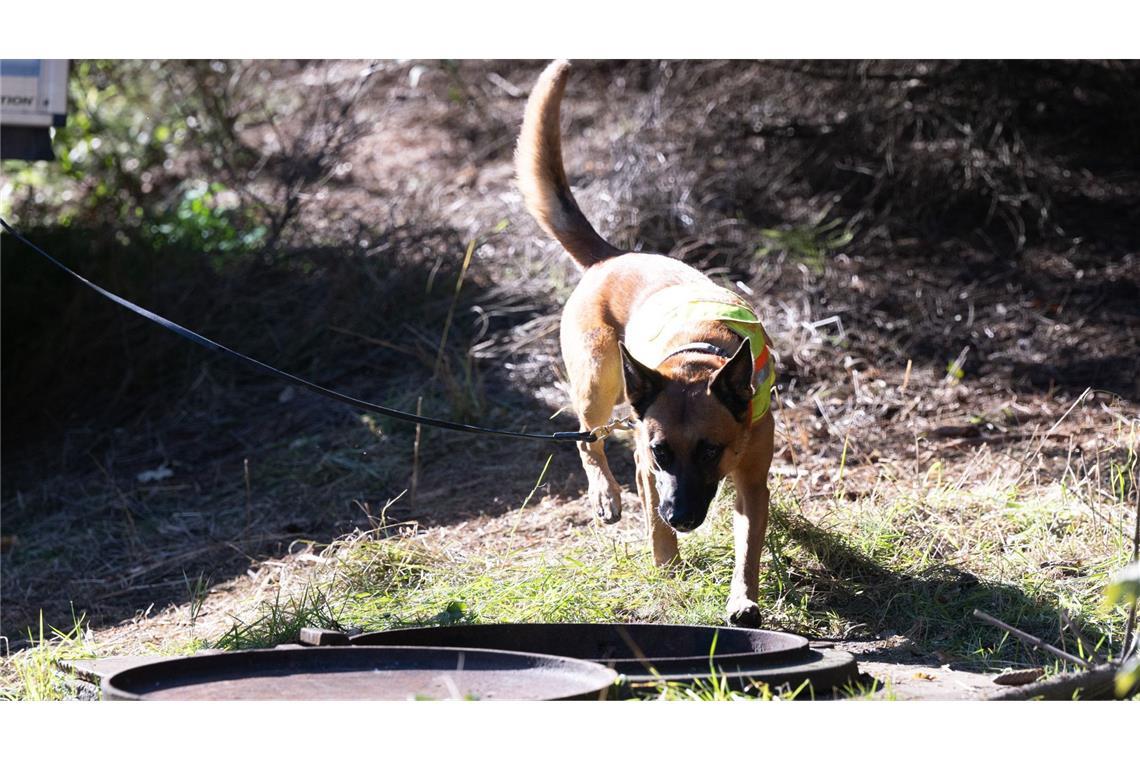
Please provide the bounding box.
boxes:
[0,612,95,701]
[214,471,1131,673]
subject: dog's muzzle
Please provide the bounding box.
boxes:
[663,511,703,533]
[655,472,717,533]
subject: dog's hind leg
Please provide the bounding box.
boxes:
[726,412,775,627]
[564,326,625,524]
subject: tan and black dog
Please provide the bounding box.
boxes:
[515,60,777,627]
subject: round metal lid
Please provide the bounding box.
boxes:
[102,645,617,701]
[351,623,810,677]
[621,646,860,697]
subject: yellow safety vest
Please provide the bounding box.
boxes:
[636,285,776,423]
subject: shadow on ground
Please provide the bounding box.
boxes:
[770,511,1110,664]
[0,221,589,641]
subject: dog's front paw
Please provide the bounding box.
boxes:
[588,484,623,524]
[726,598,762,628]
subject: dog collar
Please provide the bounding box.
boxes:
[658,342,731,364]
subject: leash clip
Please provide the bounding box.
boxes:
[588,415,636,442]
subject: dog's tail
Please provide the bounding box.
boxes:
[515,60,624,269]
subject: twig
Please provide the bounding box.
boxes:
[1060,609,1106,665]
[89,454,140,552]
[509,454,554,540]
[989,663,1118,701]
[243,457,253,530]
[433,239,477,381]
[328,326,420,357]
[117,532,303,583]
[1125,604,1139,662]
[973,609,1091,669]
[410,396,423,506]
[486,71,524,98]
[936,431,1072,449]
[1016,387,1092,485]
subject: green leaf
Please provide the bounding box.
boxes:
[1105,562,1140,607]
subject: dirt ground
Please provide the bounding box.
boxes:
[2,61,1138,699]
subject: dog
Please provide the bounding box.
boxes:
[515,60,777,627]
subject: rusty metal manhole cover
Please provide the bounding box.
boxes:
[102,645,616,701]
[349,624,857,695]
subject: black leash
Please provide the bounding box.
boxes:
[1,217,606,444]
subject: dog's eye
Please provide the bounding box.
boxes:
[650,440,673,469]
[695,441,725,465]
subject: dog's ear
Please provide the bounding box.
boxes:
[708,338,754,422]
[619,342,665,418]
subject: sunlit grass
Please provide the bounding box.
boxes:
[0,612,95,701]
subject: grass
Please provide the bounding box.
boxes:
[0,606,216,700]
[756,217,854,275]
[1,612,95,701]
[647,674,812,701]
[215,586,342,651]
[202,430,1134,698]
[4,401,1134,702]
[1,615,88,697]
[4,358,1133,702]
[217,519,727,643]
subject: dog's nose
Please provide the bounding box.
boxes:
[663,511,702,533]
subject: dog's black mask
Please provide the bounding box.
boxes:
[650,442,721,532]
